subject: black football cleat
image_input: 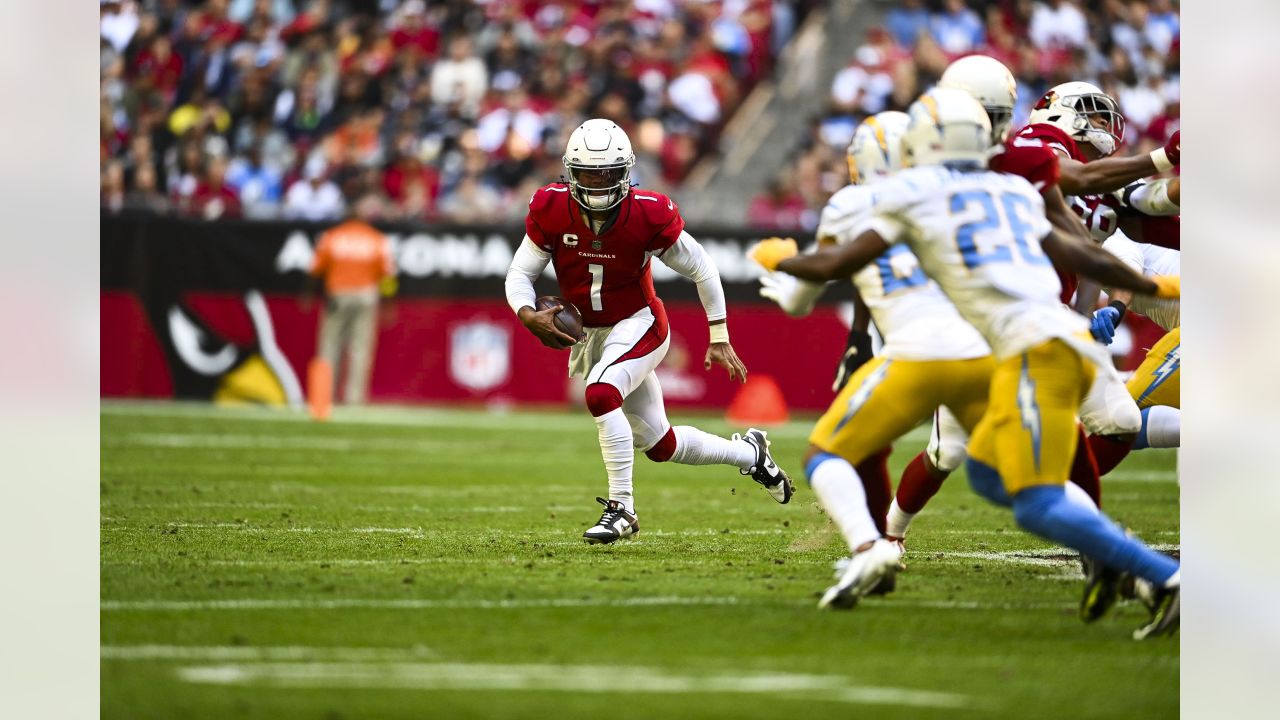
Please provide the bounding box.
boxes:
[582,497,639,545]
[738,428,794,504]
[1133,585,1180,640]
[1079,555,1123,623]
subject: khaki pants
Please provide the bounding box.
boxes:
[318,289,379,404]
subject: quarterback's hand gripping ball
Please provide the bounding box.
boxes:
[524,296,586,350]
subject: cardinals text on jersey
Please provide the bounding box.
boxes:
[525,183,683,327]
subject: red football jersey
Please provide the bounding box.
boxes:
[525,183,684,327]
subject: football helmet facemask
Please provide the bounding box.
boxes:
[1028,81,1125,157]
[563,118,636,212]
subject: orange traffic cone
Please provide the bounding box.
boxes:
[726,374,789,426]
[307,357,333,421]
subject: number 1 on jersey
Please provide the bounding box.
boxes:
[588,263,604,311]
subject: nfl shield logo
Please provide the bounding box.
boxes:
[449,320,511,393]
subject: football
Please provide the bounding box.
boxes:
[535,295,586,346]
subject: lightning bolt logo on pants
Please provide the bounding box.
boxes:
[1017,355,1043,472]
[1138,344,1180,406]
[834,360,892,433]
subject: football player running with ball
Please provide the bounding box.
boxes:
[751,89,1181,638]
[505,119,793,545]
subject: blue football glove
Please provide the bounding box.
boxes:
[1090,306,1121,345]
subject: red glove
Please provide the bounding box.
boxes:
[1162,130,1180,166]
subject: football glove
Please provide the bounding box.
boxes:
[1090,306,1121,346]
[1151,275,1180,299]
[758,272,794,306]
[748,237,798,272]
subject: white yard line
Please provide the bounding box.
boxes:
[100,400,926,443]
[172,660,974,709]
[101,645,435,662]
[101,596,745,612]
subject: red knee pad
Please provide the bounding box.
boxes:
[584,383,624,417]
[645,427,677,462]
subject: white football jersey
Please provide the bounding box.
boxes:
[1101,231,1180,331]
[818,184,989,361]
[869,166,1093,360]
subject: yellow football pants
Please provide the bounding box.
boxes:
[1127,327,1180,409]
[967,339,1096,494]
[809,355,995,465]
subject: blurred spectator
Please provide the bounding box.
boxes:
[1029,1,1089,50]
[102,159,127,213]
[747,176,812,231]
[283,158,345,221]
[125,163,172,214]
[930,0,985,56]
[131,34,184,106]
[168,89,232,137]
[101,1,140,54]
[430,35,488,118]
[437,174,503,224]
[98,1,816,220]
[389,0,440,60]
[227,144,285,218]
[181,155,243,220]
[1144,0,1180,54]
[885,0,930,47]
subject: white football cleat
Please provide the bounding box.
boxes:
[582,497,639,545]
[819,539,902,610]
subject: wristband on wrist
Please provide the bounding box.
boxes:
[709,323,730,344]
[1107,299,1127,323]
[1150,147,1174,173]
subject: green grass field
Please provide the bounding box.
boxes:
[101,401,1179,719]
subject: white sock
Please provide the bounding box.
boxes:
[1064,480,1100,514]
[593,408,635,513]
[1163,569,1180,589]
[670,426,757,470]
[885,499,916,539]
[1143,406,1180,448]
[809,455,881,551]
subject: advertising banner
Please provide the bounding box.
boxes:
[101,213,855,411]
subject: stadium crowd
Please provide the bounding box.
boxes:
[99,0,813,222]
[747,0,1180,230]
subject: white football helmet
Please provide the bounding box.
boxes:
[938,55,1017,145]
[563,118,636,211]
[847,111,910,185]
[901,88,991,169]
[1027,81,1125,157]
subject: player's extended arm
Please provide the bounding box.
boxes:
[1041,228,1170,297]
[756,230,890,282]
[1119,178,1180,216]
[660,231,728,326]
[1056,131,1179,196]
[758,238,833,317]
[661,231,748,382]
[768,233,890,283]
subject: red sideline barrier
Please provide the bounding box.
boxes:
[101,292,851,411]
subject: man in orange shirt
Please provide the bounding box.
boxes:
[307,194,396,407]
